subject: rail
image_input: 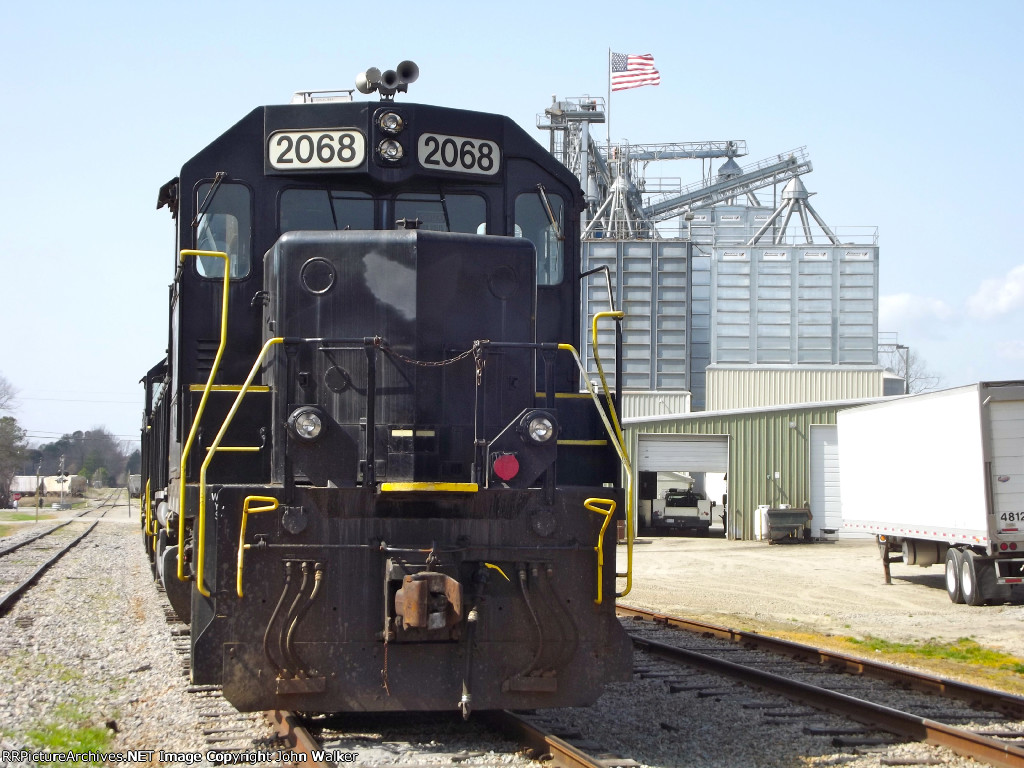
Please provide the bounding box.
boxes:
[631,632,1024,768]
[0,492,120,616]
[616,604,1024,719]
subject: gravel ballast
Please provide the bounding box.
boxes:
[0,505,278,761]
[2,502,1021,768]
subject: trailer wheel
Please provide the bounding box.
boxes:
[945,548,964,604]
[960,550,983,605]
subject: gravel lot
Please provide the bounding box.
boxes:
[623,534,1024,658]
[2,500,1022,768]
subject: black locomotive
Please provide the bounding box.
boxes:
[140,62,633,715]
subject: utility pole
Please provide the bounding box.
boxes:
[35,459,41,524]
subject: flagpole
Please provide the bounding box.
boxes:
[606,48,612,160]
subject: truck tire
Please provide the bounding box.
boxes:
[960,550,984,606]
[945,547,964,604]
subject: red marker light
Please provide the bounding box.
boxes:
[493,454,520,481]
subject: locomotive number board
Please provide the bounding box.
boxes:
[416,133,500,176]
[267,129,366,170]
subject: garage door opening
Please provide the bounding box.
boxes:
[636,434,729,537]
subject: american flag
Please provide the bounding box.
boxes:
[610,52,660,91]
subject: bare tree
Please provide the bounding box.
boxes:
[880,346,944,394]
[0,374,16,413]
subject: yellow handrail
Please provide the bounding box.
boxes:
[236,495,280,598]
[176,250,230,583]
[557,335,634,598]
[144,478,157,558]
[589,310,633,598]
[195,337,284,597]
[144,478,152,533]
[584,498,616,605]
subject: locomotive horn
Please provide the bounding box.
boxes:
[355,66,381,94]
[397,60,419,85]
[378,69,400,96]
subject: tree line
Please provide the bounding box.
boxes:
[0,373,139,507]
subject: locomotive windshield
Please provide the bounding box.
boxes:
[280,189,373,232]
[278,189,486,235]
[395,192,485,233]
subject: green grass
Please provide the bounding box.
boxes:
[762,625,1024,695]
[844,635,1024,674]
[23,723,112,758]
[0,511,56,522]
[7,704,113,766]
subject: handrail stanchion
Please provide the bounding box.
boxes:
[175,250,230,583]
[195,337,283,597]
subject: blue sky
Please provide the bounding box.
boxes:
[1,0,1022,448]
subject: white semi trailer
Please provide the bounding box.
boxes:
[839,381,1024,605]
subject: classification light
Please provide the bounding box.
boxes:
[378,111,405,134]
[378,139,404,162]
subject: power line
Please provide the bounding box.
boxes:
[18,397,138,404]
[23,431,141,443]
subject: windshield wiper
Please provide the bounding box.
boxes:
[535,184,564,241]
[191,171,227,229]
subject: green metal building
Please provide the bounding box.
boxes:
[621,398,881,540]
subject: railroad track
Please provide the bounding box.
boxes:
[618,604,1024,767]
[0,490,121,616]
[268,708,640,767]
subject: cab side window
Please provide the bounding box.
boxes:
[515,192,564,285]
[195,182,252,279]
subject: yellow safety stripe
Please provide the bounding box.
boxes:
[189,384,271,392]
[380,482,479,493]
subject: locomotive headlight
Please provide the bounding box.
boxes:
[520,410,558,445]
[288,406,326,442]
[378,111,405,134]
[378,139,404,162]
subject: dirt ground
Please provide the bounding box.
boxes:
[620,534,1024,660]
